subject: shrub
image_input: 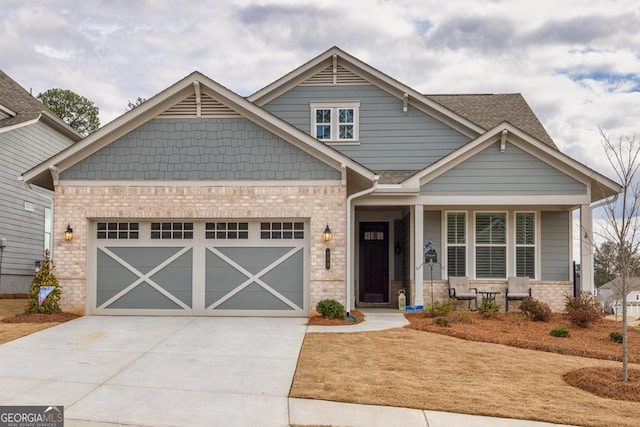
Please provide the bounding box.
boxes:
[564,291,603,328]
[26,250,61,314]
[550,326,570,338]
[478,300,500,318]
[433,316,450,327]
[424,299,455,318]
[519,297,552,322]
[609,331,624,343]
[315,299,345,319]
[449,310,474,324]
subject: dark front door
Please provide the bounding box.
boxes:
[359,222,389,303]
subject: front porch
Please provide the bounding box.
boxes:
[350,203,589,313]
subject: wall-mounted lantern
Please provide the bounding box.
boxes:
[322,224,333,242]
[323,224,332,270]
[65,224,73,241]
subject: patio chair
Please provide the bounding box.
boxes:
[448,276,478,311]
[506,276,532,311]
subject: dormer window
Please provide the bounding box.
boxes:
[310,101,359,143]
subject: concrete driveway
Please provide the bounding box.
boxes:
[0,316,307,426]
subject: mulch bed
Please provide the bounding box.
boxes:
[1,312,79,324]
[564,367,640,403]
[405,311,640,403]
[307,310,365,325]
[405,312,640,363]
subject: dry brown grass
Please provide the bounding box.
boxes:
[0,299,76,345]
[291,326,640,427]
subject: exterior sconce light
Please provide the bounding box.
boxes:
[323,224,332,270]
[322,224,333,242]
[65,224,73,241]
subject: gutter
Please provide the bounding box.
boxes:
[345,175,379,315]
[590,193,619,210]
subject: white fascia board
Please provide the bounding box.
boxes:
[409,122,621,198]
[249,47,484,138]
[503,126,621,194]
[23,71,375,186]
[353,193,590,207]
[58,179,345,187]
[0,103,17,117]
[407,126,502,188]
[248,49,336,104]
[23,82,195,185]
[0,117,39,135]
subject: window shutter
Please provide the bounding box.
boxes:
[516,213,535,278]
[447,213,466,276]
[475,213,506,278]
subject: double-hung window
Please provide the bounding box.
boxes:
[475,213,506,278]
[446,212,466,277]
[515,213,535,278]
[310,102,359,142]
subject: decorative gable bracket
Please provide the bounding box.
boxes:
[500,129,508,152]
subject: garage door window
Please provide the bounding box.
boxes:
[97,222,139,239]
[260,222,304,239]
[151,222,193,239]
[206,222,249,239]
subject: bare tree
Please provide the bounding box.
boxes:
[597,128,640,382]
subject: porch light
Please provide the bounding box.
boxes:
[322,224,333,242]
[65,224,73,241]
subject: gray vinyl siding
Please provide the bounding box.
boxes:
[263,85,470,171]
[423,210,442,280]
[0,121,74,290]
[61,118,341,181]
[541,211,570,281]
[421,142,587,195]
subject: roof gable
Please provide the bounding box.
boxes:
[406,122,620,203]
[0,70,81,140]
[248,47,484,139]
[23,71,375,190]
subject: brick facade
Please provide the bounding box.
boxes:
[422,279,573,313]
[53,184,347,314]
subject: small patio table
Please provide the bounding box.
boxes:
[479,291,500,304]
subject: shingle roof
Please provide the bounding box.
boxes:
[376,170,419,184]
[0,70,49,130]
[426,93,557,149]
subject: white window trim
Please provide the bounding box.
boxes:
[310,101,360,143]
[443,211,467,278]
[513,211,540,280]
[473,211,508,280]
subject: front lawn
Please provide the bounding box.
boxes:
[291,312,640,427]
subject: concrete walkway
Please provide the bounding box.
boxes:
[0,311,576,426]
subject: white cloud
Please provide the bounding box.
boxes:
[1,0,638,177]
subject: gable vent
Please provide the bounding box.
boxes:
[159,93,241,118]
[301,64,369,86]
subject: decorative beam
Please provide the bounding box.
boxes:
[194,81,201,117]
[500,129,508,152]
[403,93,409,115]
[332,54,338,85]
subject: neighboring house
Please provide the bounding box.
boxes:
[598,278,640,316]
[0,71,80,293]
[22,47,620,316]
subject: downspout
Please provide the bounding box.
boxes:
[345,175,379,315]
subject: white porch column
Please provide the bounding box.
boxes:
[414,204,424,306]
[580,204,594,294]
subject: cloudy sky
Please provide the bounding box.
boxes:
[2,0,639,181]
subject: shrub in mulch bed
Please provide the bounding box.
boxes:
[564,367,640,403]
[307,310,365,326]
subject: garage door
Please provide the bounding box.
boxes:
[89,220,308,316]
